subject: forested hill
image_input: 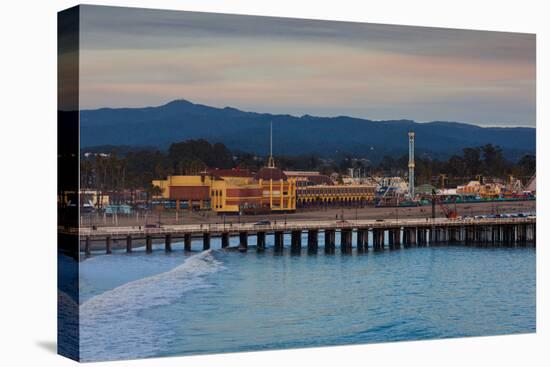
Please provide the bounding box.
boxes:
[79,99,535,162]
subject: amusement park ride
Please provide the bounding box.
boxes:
[432,189,458,219]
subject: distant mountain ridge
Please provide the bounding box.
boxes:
[79,99,535,162]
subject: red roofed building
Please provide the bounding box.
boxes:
[205,168,253,178]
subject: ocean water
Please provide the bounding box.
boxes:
[76,234,536,362]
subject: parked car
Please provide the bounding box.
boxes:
[253,220,271,226]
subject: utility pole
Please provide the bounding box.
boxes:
[431,189,436,220]
[396,193,399,225]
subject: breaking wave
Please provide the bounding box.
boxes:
[79,250,223,361]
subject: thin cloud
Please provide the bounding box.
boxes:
[78,5,536,127]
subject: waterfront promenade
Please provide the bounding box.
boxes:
[79,200,536,228]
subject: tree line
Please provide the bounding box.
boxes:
[373,144,535,187]
[81,140,536,193]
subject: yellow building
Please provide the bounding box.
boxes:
[457,180,481,194]
[153,168,296,214]
[479,183,501,199]
[153,174,214,210]
[255,167,296,212]
[296,184,375,207]
[456,180,501,199]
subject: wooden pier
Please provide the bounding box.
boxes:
[77,217,536,255]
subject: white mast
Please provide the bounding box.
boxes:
[268,121,275,168]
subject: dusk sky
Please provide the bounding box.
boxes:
[78,5,536,127]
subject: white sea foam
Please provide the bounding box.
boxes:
[79,250,223,361]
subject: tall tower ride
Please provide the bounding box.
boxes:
[408,131,415,197]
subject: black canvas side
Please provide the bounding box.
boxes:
[57,5,80,362]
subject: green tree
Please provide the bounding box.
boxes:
[517,154,536,179]
[481,144,505,177]
[462,147,482,177]
[378,155,396,174]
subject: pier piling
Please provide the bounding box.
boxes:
[404,228,415,248]
[393,228,401,248]
[184,233,192,251]
[387,229,394,249]
[106,236,112,254]
[85,236,91,256]
[372,229,381,250]
[357,229,367,252]
[418,228,426,246]
[465,226,473,246]
[146,235,152,253]
[378,229,385,250]
[257,231,266,252]
[341,229,352,253]
[274,231,284,253]
[239,231,248,252]
[291,230,302,254]
[308,230,318,254]
[126,235,132,253]
[165,234,172,252]
[221,232,229,248]
[203,233,211,251]
[325,229,336,254]
[493,226,501,245]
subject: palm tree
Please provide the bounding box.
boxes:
[145,184,163,208]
